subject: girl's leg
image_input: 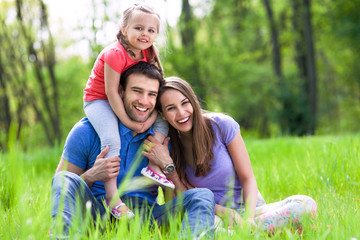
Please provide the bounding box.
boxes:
[141,115,175,189]
[84,100,133,219]
[84,100,120,157]
[255,195,317,232]
[147,162,164,176]
[141,163,175,189]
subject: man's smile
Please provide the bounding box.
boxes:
[135,105,148,112]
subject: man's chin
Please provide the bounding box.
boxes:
[132,114,151,124]
[127,109,154,125]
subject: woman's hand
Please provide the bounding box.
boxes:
[142,135,173,169]
[228,208,243,227]
[215,204,258,230]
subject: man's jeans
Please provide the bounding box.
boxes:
[50,171,215,238]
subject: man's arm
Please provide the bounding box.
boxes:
[56,158,85,175]
[55,146,121,187]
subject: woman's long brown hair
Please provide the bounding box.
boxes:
[157,77,215,181]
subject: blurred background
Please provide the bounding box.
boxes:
[0,0,359,151]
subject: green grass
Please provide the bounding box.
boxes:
[0,134,359,239]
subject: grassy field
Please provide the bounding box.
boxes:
[0,134,359,239]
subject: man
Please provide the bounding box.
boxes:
[50,62,215,239]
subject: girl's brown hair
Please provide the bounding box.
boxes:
[157,77,215,181]
[116,3,164,75]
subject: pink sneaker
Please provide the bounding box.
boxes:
[141,165,175,189]
[105,199,135,220]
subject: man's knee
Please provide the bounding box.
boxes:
[51,171,87,198]
[52,171,83,188]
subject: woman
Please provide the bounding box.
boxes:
[143,77,317,232]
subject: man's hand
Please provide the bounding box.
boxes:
[81,146,120,186]
[142,135,173,169]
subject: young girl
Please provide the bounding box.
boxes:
[83,3,174,220]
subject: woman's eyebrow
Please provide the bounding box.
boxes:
[164,103,174,108]
[165,97,187,108]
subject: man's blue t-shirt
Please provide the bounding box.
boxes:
[61,118,158,204]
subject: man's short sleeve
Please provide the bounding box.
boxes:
[61,118,100,170]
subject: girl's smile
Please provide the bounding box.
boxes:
[122,11,159,55]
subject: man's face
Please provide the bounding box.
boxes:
[122,73,159,125]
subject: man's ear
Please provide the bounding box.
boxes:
[118,85,124,98]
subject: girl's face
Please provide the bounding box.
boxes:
[160,89,194,134]
[122,11,159,52]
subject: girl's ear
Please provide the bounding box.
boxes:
[121,26,127,37]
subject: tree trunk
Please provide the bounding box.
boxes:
[303,0,317,134]
[40,0,61,143]
[180,0,206,101]
[291,0,317,135]
[12,0,60,146]
[0,57,11,151]
[262,0,282,78]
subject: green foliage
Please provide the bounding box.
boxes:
[162,0,360,137]
[57,57,91,133]
[1,0,360,149]
[249,134,360,239]
[1,135,359,239]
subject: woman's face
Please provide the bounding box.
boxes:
[160,89,194,133]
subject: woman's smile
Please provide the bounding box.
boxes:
[160,89,194,133]
[178,116,190,124]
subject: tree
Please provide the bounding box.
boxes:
[0,0,61,150]
[165,0,206,101]
[262,0,282,79]
[291,0,317,135]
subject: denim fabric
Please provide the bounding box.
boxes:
[123,188,215,238]
[50,171,106,238]
[61,117,157,202]
[51,171,215,239]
